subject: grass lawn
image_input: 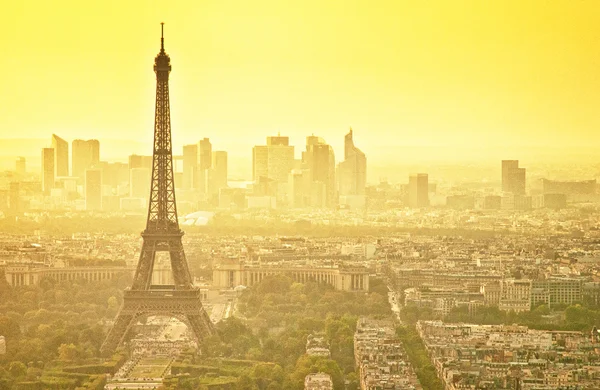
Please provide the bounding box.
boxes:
[128,357,172,378]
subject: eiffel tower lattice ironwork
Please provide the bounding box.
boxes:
[100,24,215,355]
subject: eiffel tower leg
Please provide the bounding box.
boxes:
[168,239,193,287]
[131,240,157,290]
[186,312,216,342]
[100,311,136,356]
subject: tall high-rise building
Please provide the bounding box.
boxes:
[338,128,367,196]
[51,134,69,177]
[72,139,100,181]
[209,151,228,194]
[501,160,518,192]
[198,138,212,170]
[182,144,198,189]
[41,148,55,195]
[130,167,151,199]
[9,182,21,214]
[15,157,26,175]
[267,135,289,146]
[85,168,102,211]
[288,169,311,208]
[305,135,324,147]
[252,135,295,201]
[502,160,526,195]
[129,154,153,171]
[99,162,128,189]
[196,138,212,194]
[304,136,336,208]
[408,173,429,208]
[252,146,269,181]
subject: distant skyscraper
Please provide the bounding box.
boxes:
[128,154,150,170]
[99,162,129,189]
[252,135,295,200]
[72,139,100,181]
[501,160,518,192]
[9,182,21,214]
[267,134,289,146]
[288,169,311,208]
[305,135,324,147]
[15,157,26,175]
[198,138,212,170]
[304,136,336,208]
[130,167,151,199]
[196,138,212,194]
[210,151,228,194]
[338,128,367,196]
[51,134,69,177]
[408,173,429,208]
[41,148,55,195]
[182,144,198,190]
[252,145,269,181]
[85,168,102,211]
[502,160,526,195]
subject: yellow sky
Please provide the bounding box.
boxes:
[2,0,600,162]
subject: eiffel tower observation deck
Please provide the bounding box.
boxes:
[100,24,215,356]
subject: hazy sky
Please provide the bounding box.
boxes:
[3,0,600,163]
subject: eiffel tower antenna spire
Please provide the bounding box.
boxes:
[160,22,165,53]
[100,24,215,356]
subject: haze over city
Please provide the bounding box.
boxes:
[3,0,600,175]
[2,2,600,390]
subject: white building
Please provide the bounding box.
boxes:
[304,373,333,390]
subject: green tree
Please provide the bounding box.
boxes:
[251,362,284,389]
[8,362,27,379]
[236,374,258,390]
[0,316,21,339]
[58,343,78,361]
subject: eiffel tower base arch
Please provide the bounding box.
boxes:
[100,288,214,356]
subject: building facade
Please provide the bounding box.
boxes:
[304,373,333,390]
[52,134,69,177]
[408,173,429,208]
[209,150,228,195]
[4,264,133,287]
[304,136,336,208]
[499,279,531,313]
[72,139,100,182]
[502,160,526,195]
[213,260,369,292]
[15,157,26,175]
[182,144,198,190]
[41,148,55,195]
[252,135,295,201]
[130,167,151,200]
[338,128,367,197]
[85,168,102,211]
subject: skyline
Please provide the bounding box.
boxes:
[3,0,600,163]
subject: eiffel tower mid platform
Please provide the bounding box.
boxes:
[100,24,215,356]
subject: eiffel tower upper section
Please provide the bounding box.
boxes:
[127,24,194,291]
[146,22,179,234]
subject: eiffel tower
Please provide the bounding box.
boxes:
[100,24,215,355]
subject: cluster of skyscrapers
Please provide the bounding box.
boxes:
[4,135,591,214]
[41,135,101,209]
[28,128,367,212]
[251,129,367,209]
[38,135,229,212]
